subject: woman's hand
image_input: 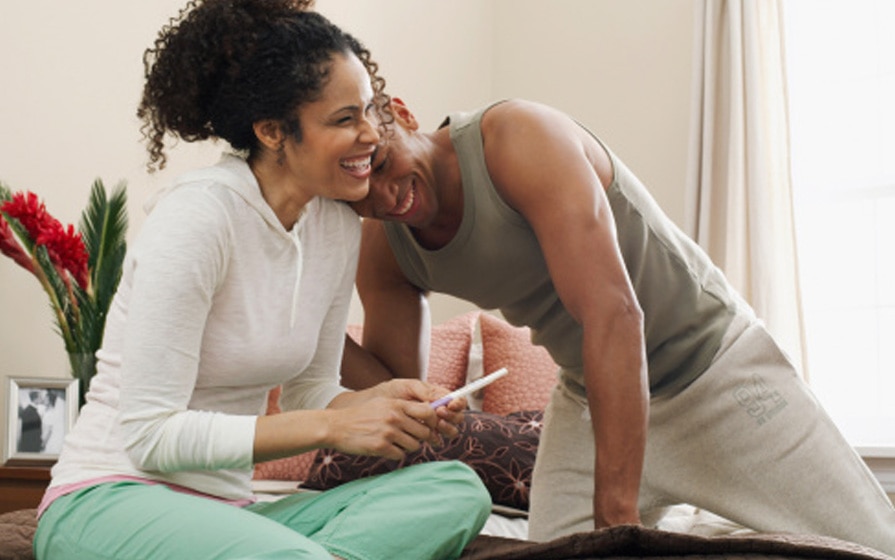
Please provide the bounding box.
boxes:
[373,378,467,437]
[254,379,468,464]
[323,397,440,459]
[330,378,467,444]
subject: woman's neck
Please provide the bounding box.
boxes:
[249,155,311,230]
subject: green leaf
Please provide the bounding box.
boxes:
[79,179,128,300]
[34,246,79,351]
[78,178,128,354]
[74,282,103,355]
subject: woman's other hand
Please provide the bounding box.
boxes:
[330,379,466,447]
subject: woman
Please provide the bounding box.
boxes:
[34,2,490,559]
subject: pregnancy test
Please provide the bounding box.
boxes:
[429,367,509,409]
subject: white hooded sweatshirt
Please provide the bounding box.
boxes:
[45,153,356,504]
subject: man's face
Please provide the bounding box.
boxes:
[348,129,437,228]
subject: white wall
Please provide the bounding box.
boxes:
[492,0,693,224]
[0,0,696,447]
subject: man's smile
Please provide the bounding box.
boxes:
[390,184,416,217]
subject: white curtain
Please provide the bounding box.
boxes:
[685,0,807,374]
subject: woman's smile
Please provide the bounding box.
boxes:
[339,152,374,179]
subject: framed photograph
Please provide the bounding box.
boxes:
[5,377,78,465]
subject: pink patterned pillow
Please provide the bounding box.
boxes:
[253,448,318,481]
[426,311,480,390]
[480,313,558,415]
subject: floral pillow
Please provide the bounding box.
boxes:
[302,410,544,511]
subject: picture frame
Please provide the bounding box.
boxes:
[5,377,78,465]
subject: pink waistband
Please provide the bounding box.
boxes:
[38,475,256,517]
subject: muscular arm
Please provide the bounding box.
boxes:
[484,101,648,528]
[340,219,431,388]
[340,335,392,390]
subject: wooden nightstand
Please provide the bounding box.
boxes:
[0,463,52,514]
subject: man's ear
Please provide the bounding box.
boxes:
[390,97,419,131]
[253,119,286,151]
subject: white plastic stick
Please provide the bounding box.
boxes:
[429,367,509,408]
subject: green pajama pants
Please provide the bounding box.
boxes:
[34,461,490,560]
[529,314,895,557]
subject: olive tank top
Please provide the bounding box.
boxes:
[384,103,739,396]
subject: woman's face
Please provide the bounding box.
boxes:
[281,52,380,203]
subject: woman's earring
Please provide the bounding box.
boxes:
[276,142,286,166]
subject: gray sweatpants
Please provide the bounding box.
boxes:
[528,315,895,557]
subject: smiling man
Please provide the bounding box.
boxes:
[342,97,895,556]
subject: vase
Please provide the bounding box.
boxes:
[67,352,97,409]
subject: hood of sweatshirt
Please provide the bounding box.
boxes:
[144,152,312,327]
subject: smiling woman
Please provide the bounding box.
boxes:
[32,1,491,559]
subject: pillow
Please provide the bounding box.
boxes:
[253,385,318,481]
[479,313,559,415]
[302,409,544,511]
[427,311,482,390]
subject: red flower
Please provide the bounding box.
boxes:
[38,222,89,290]
[2,192,55,241]
[0,216,35,274]
[1,191,89,290]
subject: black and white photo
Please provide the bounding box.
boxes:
[6,377,77,464]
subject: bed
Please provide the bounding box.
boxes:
[2,502,892,560]
[2,312,893,560]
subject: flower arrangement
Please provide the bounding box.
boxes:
[0,180,128,407]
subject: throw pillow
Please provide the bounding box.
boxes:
[302,409,544,511]
[479,313,559,415]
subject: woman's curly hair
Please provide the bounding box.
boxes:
[137,0,390,172]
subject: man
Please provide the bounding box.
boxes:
[342,98,895,555]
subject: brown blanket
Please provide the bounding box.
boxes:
[2,508,892,560]
[0,509,36,560]
[459,526,895,560]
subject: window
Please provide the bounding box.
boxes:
[784,0,895,452]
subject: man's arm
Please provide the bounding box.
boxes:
[484,100,648,528]
[341,219,430,388]
[340,335,392,390]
